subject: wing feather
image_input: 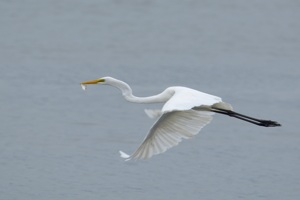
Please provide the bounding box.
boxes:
[120,109,213,160]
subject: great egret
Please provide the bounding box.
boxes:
[80,77,280,160]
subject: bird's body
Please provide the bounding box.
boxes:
[81,77,280,160]
[158,86,222,112]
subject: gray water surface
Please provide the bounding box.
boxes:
[1,1,299,200]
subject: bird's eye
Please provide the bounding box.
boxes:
[98,78,105,83]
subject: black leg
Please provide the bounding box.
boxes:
[211,108,281,127]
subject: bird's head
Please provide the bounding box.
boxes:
[80,77,116,90]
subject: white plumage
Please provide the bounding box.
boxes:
[120,110,213,160]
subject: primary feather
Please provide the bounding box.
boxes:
[121,110,213,160]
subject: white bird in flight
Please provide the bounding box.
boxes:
[80,77,280,161]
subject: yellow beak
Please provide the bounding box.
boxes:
[80,78,104,84]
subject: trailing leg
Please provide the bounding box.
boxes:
[211,108,281,127]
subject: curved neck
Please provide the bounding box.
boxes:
[108,79,172,104]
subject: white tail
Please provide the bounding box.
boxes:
[212,102,233,111]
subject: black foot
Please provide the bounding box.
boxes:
[258,120,281,127]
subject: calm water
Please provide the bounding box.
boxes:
[1,1,299,199]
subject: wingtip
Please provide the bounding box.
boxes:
[119,150,131,161]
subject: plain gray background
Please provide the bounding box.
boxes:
[1,0,299,199]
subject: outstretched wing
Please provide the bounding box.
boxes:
[120,109,213,160]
